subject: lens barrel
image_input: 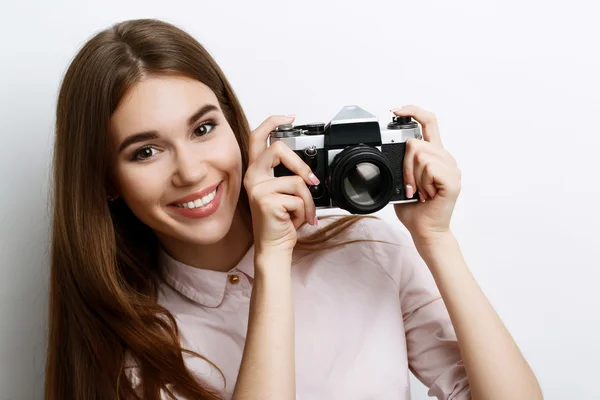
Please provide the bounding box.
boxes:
[328,145,394,214]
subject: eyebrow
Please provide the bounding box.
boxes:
[117,104,220,153]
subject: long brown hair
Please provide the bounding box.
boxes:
[47,18,372,399]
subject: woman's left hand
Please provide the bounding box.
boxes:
[392,105,462,246]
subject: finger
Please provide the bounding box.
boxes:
[249,140,320,188]
[403,138,418,201]
[404,138,446,200]
[271,194,306,230]
[422,159,462,200]
[255,175,317,226]
[405,139,436,201]
[391,105,443,149]
[248,115,296,165]
[414,154,446,199]
[413,152,436,199]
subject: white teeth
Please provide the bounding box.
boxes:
[201,191,214,205]
[176,188,217,209]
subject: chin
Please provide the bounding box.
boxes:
[178,218,233,245]
[150,214,234,248]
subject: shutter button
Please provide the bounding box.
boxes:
[229,274,240,284]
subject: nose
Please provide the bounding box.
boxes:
[171,145,208,187]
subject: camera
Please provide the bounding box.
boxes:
[269,105,423,215]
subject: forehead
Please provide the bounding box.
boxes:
[110,75,219,137]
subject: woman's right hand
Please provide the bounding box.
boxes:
[243,115,320,258]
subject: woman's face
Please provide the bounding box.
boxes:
[109,75,243,245]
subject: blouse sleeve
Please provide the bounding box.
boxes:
[362,218,471,400]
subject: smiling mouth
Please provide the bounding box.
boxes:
[171,186,219,209]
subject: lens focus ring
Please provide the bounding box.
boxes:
[328,145,394,214]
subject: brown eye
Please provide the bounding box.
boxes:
[193,121,217,138]
[133,146,158,161]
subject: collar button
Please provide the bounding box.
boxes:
[229,274,240,284]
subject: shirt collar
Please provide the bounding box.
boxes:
[159,245,255,308]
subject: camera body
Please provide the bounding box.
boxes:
[269,105,423,214]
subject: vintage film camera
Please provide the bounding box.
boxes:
[269,105,423,214]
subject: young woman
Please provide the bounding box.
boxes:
[45,18,543,400]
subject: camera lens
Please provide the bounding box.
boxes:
[329,145,394,214]
[343,163,383,206]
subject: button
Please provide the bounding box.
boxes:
[303,146,318,170]
[229,274,240,284]
[309,184,325,199]
[304,145,318,157]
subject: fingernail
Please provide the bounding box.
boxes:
[285,114,296,118]
[405,184,414,199]
[308,173,320,185]
[314,215,319,227]
[390,107,404,112]
[419,191,426,202]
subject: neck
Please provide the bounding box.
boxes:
[159,207,253,273]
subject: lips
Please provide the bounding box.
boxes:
[168,181,224,219]
[169,182,221,205]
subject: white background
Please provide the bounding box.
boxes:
[1,0,599,399]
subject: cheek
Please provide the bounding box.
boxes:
[213,132,243,181]
[114,164,167,210]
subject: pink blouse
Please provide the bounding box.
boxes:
[133,217,470,399]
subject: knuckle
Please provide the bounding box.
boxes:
[243,172,254,190]
[423,162,433,174]
[247,187,258,202]
[416,152,428,165]
[293,175,305,187]
[247,183,265,204]
[406,138,417,149]
[271,140,286,152]
[243,169,251,182]
[296,201,306,215]
[424,112,438,125]
[259,200,274,215]
[407,137,424,150]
